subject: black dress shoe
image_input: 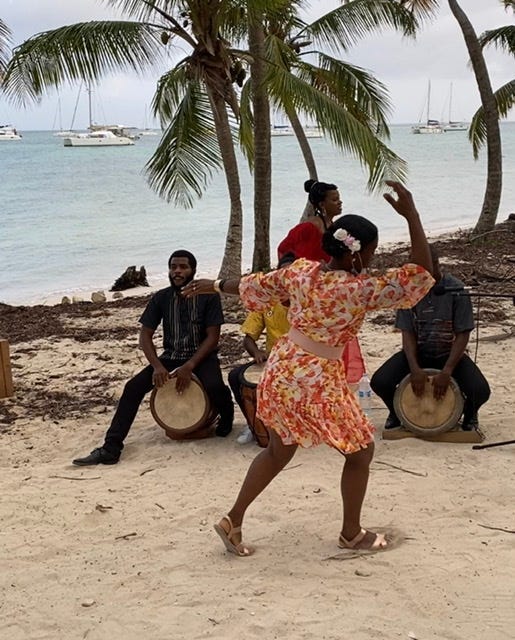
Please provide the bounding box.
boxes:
[384,413,401,430]
[72,447,120,466]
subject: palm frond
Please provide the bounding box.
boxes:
[237,79,255,169]
[314,52,392,135]
[146,79,223,207]
[265,54,407,190]
[303,0,419,53]
[0,18,12,76]
[2,21,163,106]
[469,79,515,158]
[394,0,440,20]
[479,25,515,56]
[265,36,392,135]
[152,60,191,122]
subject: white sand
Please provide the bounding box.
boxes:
[1,304,515,640]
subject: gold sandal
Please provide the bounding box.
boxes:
[213,515,254,557]
[338,528,387,551]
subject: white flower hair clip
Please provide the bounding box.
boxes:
[333,228,361,253]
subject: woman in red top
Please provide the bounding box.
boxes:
[277,179,341,261]
[278,179,365,383]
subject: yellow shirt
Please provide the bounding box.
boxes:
[240,304,290,354]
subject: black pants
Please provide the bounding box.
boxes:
[103,354,234,454]
[370,351,490,427]
[228,363,248,419]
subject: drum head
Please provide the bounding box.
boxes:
[150,373,212,436]
[393,368,464,436]
[239,362,266,388]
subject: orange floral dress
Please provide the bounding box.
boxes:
[239,259,434,453]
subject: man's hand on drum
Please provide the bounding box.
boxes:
[431,371,451,401]
[410,368,428,397]
[174,363,194,394]
[254,350,268,364]
[152,363,170,388]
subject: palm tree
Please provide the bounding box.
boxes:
[239,0,424,267]
[469,4,515,160]
[447,0,503,235]
[2,1,255,277]
[395,0,509,234]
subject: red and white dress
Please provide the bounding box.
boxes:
[240,259,434,454]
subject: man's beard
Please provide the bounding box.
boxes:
[169,273,194,289]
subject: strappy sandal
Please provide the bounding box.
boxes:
[338,528,387,551]
[213,515,255,557]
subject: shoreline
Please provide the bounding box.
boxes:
[0,223,484,308]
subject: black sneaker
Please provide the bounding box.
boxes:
[384,413,401,430]
[462,415,479,431]
[72,447,120,466]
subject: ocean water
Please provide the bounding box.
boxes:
[1,124,514,305]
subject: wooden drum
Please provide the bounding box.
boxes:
[150,373,218,440]
[393,368,464,436]
[239,362,270,448]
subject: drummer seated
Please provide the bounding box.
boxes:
[370,246,490,431]
[228,254,294,444]
[72,250,234,466]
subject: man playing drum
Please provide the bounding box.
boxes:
[228,254,294,444]
[72,250,234,466]
[371,245,490,432]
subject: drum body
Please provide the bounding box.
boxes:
[239,362,269,448]
[393,368,464,436]
[150,373,218,440]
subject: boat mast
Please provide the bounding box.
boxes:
[427,79,431,123]
[449,82,453,123]
[87,83,93,129]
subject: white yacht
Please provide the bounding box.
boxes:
[271,124,324,138]
[443,83,468,132]
[412,81,445,135]
[443,121,468,132]
[63,84,136,146]
[63,129,135,147]
[412,119,445,135]
[0,125,22,140]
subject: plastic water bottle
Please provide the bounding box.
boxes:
[358,374,372,412]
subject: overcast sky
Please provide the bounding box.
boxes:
[1,0,514,129]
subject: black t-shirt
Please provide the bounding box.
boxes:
[139,286,224,360]
[395,273,474,359]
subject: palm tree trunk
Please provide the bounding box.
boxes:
[206,85,243,278]
[249,17,272,272]
[286,106,318,221]
[448,0,502,235]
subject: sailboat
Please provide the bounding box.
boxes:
[443,82,468,132]
[63,84,135,147]
[412,80,444,135]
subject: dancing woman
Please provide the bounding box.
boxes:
[183,182,434,556]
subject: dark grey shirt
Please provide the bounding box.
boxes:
[395,273,474,359]
[139,286,224,360]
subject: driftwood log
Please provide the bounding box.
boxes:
[110,266,149,291]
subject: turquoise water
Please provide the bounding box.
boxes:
[1,124,514,305]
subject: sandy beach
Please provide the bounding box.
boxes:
[1,227,514,640]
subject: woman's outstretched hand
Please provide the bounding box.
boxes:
[181,279,215,298]
[383,181,418,219]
